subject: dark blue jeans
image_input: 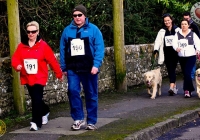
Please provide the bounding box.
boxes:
[179,56,196,92]
[67,70,98,125]
[191,64,196,79]
[27,84,50,128]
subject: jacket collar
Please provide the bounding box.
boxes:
[178,29,192,36]
[21,35,41,46]
[71,18,89,28]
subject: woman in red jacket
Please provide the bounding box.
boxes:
[11,21,63,131]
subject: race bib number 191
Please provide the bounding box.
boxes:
[24,59,38,74]
[70,39,85,56]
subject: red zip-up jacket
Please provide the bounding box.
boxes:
[11,38,62,86]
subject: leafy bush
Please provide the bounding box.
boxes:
[0,0,198,55]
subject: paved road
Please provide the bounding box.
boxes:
[155,117,200,140]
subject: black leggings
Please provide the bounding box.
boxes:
[26,84,50,128]
[165,58,178,83]
[164,47,179,84]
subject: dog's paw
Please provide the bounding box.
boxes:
[197,93,200,98]
[150,96,156,99]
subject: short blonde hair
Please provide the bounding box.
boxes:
[26,21,39,30]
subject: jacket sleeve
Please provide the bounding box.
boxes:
[93,26,105,68]
[11,44,22,71]
[154,30,163,51]
[194,33,200,51]
[59,28,67,72]
[172,33,178,51]
[44,44,63,79]
[191,23,200,39]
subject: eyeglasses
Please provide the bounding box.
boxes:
[27,30,38,34]
[73,14,83,18]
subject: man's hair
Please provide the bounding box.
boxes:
[183,12,191,17]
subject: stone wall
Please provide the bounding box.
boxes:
[0,44,186,115]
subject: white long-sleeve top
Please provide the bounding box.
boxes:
[154,27,180,64]
[172,29,200,57]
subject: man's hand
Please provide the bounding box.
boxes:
[91,66,98,75]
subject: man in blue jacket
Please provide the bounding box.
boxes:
[60,4,104,131]
[183,12,200,38]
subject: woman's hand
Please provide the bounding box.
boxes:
[196,50,200,56]
[62,72,67,76]
[196,50,200,60]
[176,47,181,52]
[16,65,22,71]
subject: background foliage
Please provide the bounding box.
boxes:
[0,0,198,56]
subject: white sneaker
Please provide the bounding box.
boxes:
[168,87,178,95]
[42,112,50,125]
[184,90,191,98]
[85,124,97,130]
[71,120,85,130]
[30,122,38,131]
[173,87,178,94]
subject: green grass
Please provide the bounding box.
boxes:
[1,110,31,131]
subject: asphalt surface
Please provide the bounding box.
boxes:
[155,117,200,140]
[1,76,200,140]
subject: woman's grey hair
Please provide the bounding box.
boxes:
[26,21,39,30]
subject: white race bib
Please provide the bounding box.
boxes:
[178,39,188,51]
[70,39,85,56]
[165,35,174,46]
[24,59,38,74]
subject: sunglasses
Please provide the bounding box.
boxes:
[73,14,83,18]
[27,30,38,34]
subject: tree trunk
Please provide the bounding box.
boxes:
[112,0,127,92]
[7,0,25,115]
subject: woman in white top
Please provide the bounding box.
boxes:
[173,19,200,98]
[154,13,180,96]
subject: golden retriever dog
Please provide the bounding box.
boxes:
[143,68,162,99]
[195,68,200,98]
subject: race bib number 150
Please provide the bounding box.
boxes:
[70,39,85,56]
[24,59,38,74]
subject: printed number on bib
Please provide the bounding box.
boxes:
[165,35,174,46]
[71,39,85,56]
[24,59,38,74]
[178,39,188,50]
